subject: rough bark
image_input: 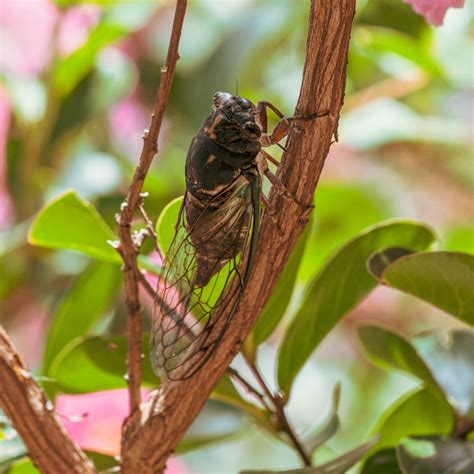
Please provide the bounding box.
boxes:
[0,327,97,474]
[120,1,356,472]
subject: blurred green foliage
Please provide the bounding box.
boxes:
[1,0,473,473]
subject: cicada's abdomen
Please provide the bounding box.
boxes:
[185,178,252,287]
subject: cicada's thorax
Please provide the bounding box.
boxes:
[184,94,262,287]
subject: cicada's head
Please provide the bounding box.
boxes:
[203,92,262,154]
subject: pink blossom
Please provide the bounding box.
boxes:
[109,98,149,158]
[57,4,101,57]
[0,87,13,228]
[404,0,465,26]
[56,389,147,455]
[7,300,48,366]
[0,0,58,76]
[56,389,190,473]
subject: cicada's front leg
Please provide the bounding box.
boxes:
[254,101,294,204]
[255,100,291,148]
[254,101,329,218]
[256,100,330,149]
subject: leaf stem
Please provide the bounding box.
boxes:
[227,367,273,412]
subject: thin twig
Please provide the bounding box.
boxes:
[138,198,162,258]
[227,367,272,412]
[243,355,312,466]
[117,246,156,300]
[117,0,187,419]
[136,269,157,299]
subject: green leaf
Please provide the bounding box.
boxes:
[305,383,341,454]
[442,226,474,254]
[156,196,183,255]
[358,326,445,399]
[354,26,443,76]
[366,247,415,279]
[311,436,380,474]
[53,22,126,96]
[299,183,391,282]
[361,449,401,474]
[5,458,38,474]
[397,437,474,474]
[277,220,435,395]
[28,191,161,275]
[49,334,158,393]
[28,190,120,264]
[370,388,454,452]
[85,451,117,470]
[43,263,121,373]
[380,252,474,325]
[253,225,310,344]
[240,436,379,473]
[414,330,474,417]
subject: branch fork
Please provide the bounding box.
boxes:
[0,1,355,472]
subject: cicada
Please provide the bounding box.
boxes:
[151,92,303,381]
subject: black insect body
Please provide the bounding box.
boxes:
[185,93,263,287]
[151,92,301,381]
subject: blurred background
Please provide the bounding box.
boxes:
[0,0,472,472]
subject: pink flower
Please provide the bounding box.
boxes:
[109,98,148,159]
[56,389,135,455]
[404,0,465,26]
[0,0,58,76]
[0,87,13,228]
[57,5,101,57]
[56,389,190,473]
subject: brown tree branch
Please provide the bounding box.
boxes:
[116,0,187,419]
[120,1,356,472]
[0,327,97,474]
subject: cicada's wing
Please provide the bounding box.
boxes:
[151,172,261,381]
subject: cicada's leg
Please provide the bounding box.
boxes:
[256,151,293,202]
[256,100,330,148]
[260,193,283,232]
[261,149,280,167]
[255,100,290,148]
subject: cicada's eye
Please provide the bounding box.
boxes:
[213,91,232,109]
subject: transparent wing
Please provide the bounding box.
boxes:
[151,173,260,381]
